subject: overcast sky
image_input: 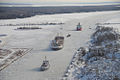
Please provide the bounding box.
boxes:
[0,0,120,4]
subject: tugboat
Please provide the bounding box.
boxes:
[66,33,71,38]
[40,56,50,71]
[76,23,82,31]
[51,34,64,50]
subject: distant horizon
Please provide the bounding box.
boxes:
[0,0,120,5]
[0,1,120,5]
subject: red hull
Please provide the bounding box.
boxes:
[77,28,82,31]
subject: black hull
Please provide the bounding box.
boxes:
[51,47,62,50]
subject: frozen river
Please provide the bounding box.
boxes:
[0,11,120,80]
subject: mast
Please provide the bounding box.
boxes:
[45,56,47,61]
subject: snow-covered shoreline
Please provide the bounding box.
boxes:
[63,22,120,80]
[0,10,120,80]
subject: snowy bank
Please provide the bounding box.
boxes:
[63,19,120,80]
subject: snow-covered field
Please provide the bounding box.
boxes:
[0,48,32,71]
[0,11,120,80]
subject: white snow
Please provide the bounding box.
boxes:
[0,11,120,80]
